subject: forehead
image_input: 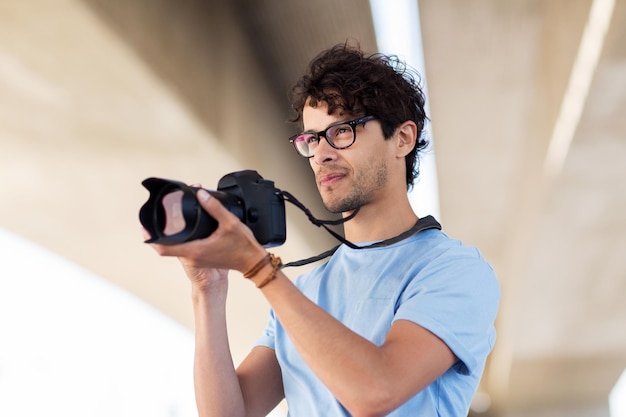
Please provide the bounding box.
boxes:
[302,99,349,132]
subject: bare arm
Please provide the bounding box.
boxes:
[149,249,284,416]
[189,275,245,416]
[236,346,284,416]
[248,267,456,417]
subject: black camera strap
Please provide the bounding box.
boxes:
[279,190,360,248]
[278,190,442,268]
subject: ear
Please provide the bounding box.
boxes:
[393,121,418,158]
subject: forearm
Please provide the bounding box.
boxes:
[251,268,454,417]
[254,272,393,414]
[191,283,246,417]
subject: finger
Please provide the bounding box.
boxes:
[196,189,238,224]
[149,239,195,257]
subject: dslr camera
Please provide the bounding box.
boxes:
[139,170,286,247]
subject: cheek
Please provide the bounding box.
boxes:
[354,153,388,189]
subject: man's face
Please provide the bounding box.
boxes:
[302,101,391,213]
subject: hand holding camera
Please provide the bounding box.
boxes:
[140,170,286,247]
[142,189,267,278]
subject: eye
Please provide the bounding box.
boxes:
[329,124,352,139]
[303,134,318,144]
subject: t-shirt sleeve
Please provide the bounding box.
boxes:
[253,308,277,350]
[393,248,500,376]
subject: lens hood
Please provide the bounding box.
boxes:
[139,178,223,245]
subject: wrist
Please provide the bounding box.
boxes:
[191,276,228,299]
[240,246,270,273]
[243,252,282,289]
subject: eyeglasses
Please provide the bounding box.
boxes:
[289,116,376,158]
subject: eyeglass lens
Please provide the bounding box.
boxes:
[293,122,355,157]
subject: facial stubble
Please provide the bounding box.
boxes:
[322,159,389,214]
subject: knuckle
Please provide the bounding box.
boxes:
[220,216,239,233]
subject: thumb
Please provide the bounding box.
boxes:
[196,189,233,222]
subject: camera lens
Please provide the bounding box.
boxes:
[140,177,245,245]
[161,190,186,236]
[140,171,285,247]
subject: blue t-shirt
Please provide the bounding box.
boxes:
[255,227,500,416]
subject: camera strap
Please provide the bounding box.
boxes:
[278,190,442,268]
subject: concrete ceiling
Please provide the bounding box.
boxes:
[1,0,625,415]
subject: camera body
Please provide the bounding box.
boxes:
[140,170,286,247]
[216,170,286,247]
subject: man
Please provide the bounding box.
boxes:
[147,43,500,416]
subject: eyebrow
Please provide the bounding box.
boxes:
[302,118,352,134]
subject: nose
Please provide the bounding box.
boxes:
[311,135,337,165]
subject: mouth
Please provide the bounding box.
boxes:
[317,171,346,187]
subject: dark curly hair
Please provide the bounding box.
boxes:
[289,42,429,189]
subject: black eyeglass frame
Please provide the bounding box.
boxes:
[289,115,377,158]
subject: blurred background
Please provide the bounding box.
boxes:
[1,0,625,416]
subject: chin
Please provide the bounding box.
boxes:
[321,198,341,214]
[321,188,364,214]
[323,199,359,214]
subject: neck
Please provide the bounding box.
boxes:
[342,198,418,243]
